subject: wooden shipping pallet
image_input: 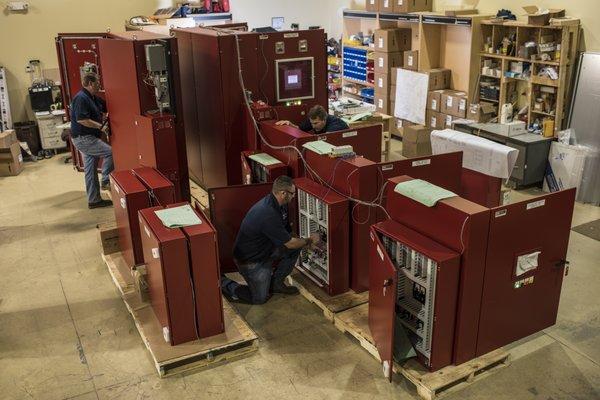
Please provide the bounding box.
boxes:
[286,271,369,322]
[334,303,510,400]
[102,252,259,377]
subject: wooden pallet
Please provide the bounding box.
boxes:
[334,303,510,400]
[102,252,259,378]
[286,271,369,322]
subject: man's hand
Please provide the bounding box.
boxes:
[309,232,321,248]
[275,120,298,128]
[101,123,110,134]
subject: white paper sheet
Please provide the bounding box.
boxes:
[394,69,428,125]
[431,129,519,179]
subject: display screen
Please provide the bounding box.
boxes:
[276,58,314,102]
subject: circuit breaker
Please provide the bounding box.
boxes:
[369,220,460,373]
[294,177,349,295]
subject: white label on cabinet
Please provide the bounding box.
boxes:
[527,199,546,210]
[495,209,507,218]
[144,225,150,238]
[377,245,384,261]
[412,159,431,167]
[120,198,126,209]
[152,247,160,259]
[342,131,357,138]
[381,164,394,171]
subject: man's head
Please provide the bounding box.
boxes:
[272,175,296,205]
[82,73,100,95]
[308,105,328,132]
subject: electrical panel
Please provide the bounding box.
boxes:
[295,177,349,295]
[144,44,171,113]
[369,220,460,372]
[241,151,288,184]
[381,234,438,364]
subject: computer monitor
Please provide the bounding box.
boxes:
[271,17,284,31]
[275,57,315,103]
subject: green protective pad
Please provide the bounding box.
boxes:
[154,204,202,228]
[302,140,336,155]
[394,179,457,207]
[248,152,282,166]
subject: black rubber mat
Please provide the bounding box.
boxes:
[572,219,600,241]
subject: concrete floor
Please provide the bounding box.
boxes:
[1,145,599,400]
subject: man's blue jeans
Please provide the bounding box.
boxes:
[72,135,114,204]
[222,248,300,304]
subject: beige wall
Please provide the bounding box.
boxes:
[0,0,162,122]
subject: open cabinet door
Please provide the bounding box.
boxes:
[476,188,576,356]
[368,226,397,381]
[208,183,273,272]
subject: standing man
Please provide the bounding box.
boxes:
[222,176,320,304]
[276,104,348,134]
[70,73,113,209]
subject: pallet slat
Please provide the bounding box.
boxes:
[102,251,258,377]
[334,303,510,400]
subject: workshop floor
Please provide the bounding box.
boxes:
[1,145,599,400]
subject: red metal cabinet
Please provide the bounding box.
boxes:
[208,183,274,272]
[132,167,175,207]
[461,168,502,208]
[135,113,189,201]
[109,170,150,268]
[138,207,198,345]
[476,189,576,355]
[169,203,225,338]
[240,150,288,184]
[369,220,460,373]
[384,175,491,365]
[295,177,349,295]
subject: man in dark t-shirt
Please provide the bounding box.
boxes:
[276,104,349,134]
[70,73,113,208]
[221,176,320,304]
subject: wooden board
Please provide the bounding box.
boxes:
[103,252,259,377]
[287,271,369,322]
[334,303,510,400]
[189,179,209,215]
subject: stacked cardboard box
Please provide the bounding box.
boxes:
[402,124,432,158]
[403,50,419,71]
[422,72,465,130]
[367,0,433,15]
[374,28,411,115]
[0,130,24,176]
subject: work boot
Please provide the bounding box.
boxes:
[101,182,111,191]
[88,199,113,209]
[271,282,299,295]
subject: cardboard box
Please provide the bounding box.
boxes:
[366,0,379,11]
[402,125,432,158]
[443,113,454,128]
[99,223,120,255]
[0,130,17,148]
[374,28,411,52]
[0,142,24,176]
[390,100,396,116]
[378,0,393,12]
[374,73,390,91]
[390,67,400,85]
[390,84,397,101]
[403,50,419,71]
[374,52,404,75]
[0,141,21,162]
[495,121,527,137]
[394,118,415,137]
[523,5,565,26]
[375,94,391,114]
[427,90,443,111]
[425,68,451,90]
[426,110,445,130]
[393,0,432,13]
[440,90,468,118]
[467,102,496,122]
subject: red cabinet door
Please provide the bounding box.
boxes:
[368,226,397,381]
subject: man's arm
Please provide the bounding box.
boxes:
[327,116,349,132]
[284,233,320,250]
[275,120,298,129]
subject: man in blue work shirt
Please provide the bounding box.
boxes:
[70,73,113,209]
[276,104,349,134]
[222,176,320,304]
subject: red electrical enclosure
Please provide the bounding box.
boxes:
[259,121,383,178]
[475,188,575,355]
[240,150,288,184]
[295,177,349,296]
[384,175,491,365]
[138,207,198,345]
[461,168,503,208]
[135,113,187,201]
[369,220,460,373]
[109,170,151,268]
[132,167,175,207]
[303,151,463,292]
[208,183,274,272]
[173,26,327,189]
[168,203,225,338]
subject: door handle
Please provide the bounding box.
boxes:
[555,259,570,276]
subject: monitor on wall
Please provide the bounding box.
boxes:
[275,57,315,103]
